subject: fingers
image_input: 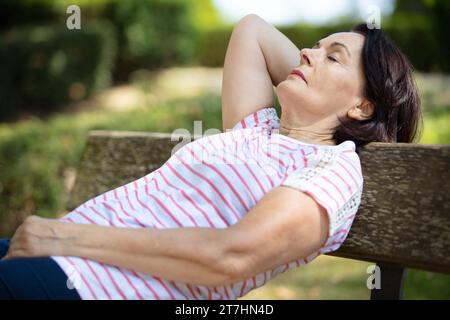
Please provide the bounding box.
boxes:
[1,249,23,261]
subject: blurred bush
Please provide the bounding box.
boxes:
[194,28,231,67]
[390,0,450,73]
[194,22,355,67]
[195,20,448,74]
[191,0,450,73]
[0,0,58,30]
[1,0,449,122]
[0,21,117,121]
[0,0,198,120]
[112,0,197,80]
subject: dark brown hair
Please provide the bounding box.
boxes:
[332,23,423,148]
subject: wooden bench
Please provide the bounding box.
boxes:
[67,130,450,300]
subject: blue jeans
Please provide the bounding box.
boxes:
[0,239,81,300]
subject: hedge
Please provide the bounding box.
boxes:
[0,21,117,121]
[194,21,445,73]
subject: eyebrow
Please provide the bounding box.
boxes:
[314,41,352,58]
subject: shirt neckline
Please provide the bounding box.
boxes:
[272,133,355,151]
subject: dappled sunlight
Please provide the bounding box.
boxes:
[96,85,152,112]
[62,67,224,114]
[130,67,223,101]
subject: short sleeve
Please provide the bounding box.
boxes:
[281,148,364,252]
[231,107,280,131]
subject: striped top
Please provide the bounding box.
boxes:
[51,107,364,300]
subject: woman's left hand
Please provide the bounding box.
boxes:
[2,215,72,260]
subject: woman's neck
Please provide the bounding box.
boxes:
[279,119,336,146]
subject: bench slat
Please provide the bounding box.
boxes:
[68,130,450,275]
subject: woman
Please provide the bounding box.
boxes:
[0,15,421,300]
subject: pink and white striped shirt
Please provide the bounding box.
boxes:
[51,107,363,300]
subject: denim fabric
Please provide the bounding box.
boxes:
[0,239,81,300]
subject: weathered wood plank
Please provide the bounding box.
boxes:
[67,131,183,211]
[68,130,450,274]
[328,142,450,274]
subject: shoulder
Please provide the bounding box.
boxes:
[281,145,363,241]
[285,145,363,191]
[335,147,363,188]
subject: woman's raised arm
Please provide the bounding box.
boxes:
[221,14,301,130]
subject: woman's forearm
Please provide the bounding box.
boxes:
[254,15,301,86]
[61,223,237,287]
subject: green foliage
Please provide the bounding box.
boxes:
[404,269,450,299]
[194,27,231,67]
[195,17,449,73]
[188,0,226,31]
[388,24,440,72]
[0,21,117,121]
[242,255,450,300]
[390,0,450,72]
[113,0,198,77]
[0,0,114,31]
[194,22,357,67]
[0,0,200,117]
[421,106,450,145]
[0,0,57,31]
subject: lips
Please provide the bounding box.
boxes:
[290,69,307,83]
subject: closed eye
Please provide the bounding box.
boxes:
[327,56,338,63]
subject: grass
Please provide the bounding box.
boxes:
[421,106,450,144]
[240,256,372,300]
[240,257,450,300]
[0,69,449,299]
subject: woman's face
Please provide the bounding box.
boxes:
[277,32,371,124]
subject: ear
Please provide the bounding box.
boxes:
[347,100,374,121]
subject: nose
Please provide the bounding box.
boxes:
[300,48,313,67]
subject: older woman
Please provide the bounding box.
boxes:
[0,14,421,300]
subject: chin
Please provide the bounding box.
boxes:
[277,77,305,94]
[276,80,305,112]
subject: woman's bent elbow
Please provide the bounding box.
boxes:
[213,251,256,287]
[235,14,265,33]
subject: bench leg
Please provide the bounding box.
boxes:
[370,263,407,300]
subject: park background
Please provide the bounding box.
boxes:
[0,0,449,299]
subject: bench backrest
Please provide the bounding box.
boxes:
[68,130,450,275]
